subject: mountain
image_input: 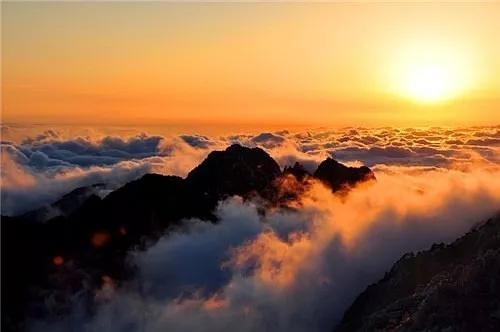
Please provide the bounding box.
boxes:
[186,144,282,198]
[1,144,374,332]
[185,144,282,215]
[20,183,106,223]
[283,161,311,182]
[335,214,500,332]
[5,143,499,332]
[314,158,375,192]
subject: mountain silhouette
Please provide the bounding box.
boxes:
[314,158,376,192]
[5,143,499,332]
[1,144,374,332]
[283,161,311,182]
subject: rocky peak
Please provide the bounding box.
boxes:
[283,162,311,182]
[313,158,375,192]
[186,144,281,200]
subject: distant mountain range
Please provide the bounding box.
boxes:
[2,144,499,332]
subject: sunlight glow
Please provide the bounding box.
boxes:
[389,41,476,105]
[404,63,454,102]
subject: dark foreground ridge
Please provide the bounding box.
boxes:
[1,144,374,332]
[335,214,500,332]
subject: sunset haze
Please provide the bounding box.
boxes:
[3,2,500,127]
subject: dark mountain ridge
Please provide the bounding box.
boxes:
[1,144,374,332]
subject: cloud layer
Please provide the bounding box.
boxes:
[3,125,499,215]
[1,132,213,215]
[28,162,500,332]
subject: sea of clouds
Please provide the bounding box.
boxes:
[2,125,500,331]
[29,164,500,332]
[2,125,499,215]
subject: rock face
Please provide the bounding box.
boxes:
[186,144,282,210]
[335,215,500,332]
[283,162,311,182]
[314,158,375,192]
[1,144,374,332]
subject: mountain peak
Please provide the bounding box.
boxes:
[283,162,311,182]
[314,158,375,192]
[186,144,281,200]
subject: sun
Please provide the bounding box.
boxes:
[388,42,474,104]
[404,64,454,102]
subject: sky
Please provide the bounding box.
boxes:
[2,2,500,128]
[2,3,500,327]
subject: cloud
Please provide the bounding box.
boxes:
[3,125,500,216]
[250,133,287,149]
[0,134,212,215]
[19,134,165,168]
[466,138,500,146]
[28,162,500,332]
[180,135,214,149]
[1,148,152,216]
[135,200,264,300]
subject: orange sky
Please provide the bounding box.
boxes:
[2,2,500,127]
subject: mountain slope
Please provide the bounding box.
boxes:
[335,215,500,332]
[19,183,105,223]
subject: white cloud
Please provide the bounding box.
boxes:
[28,162,500,332]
